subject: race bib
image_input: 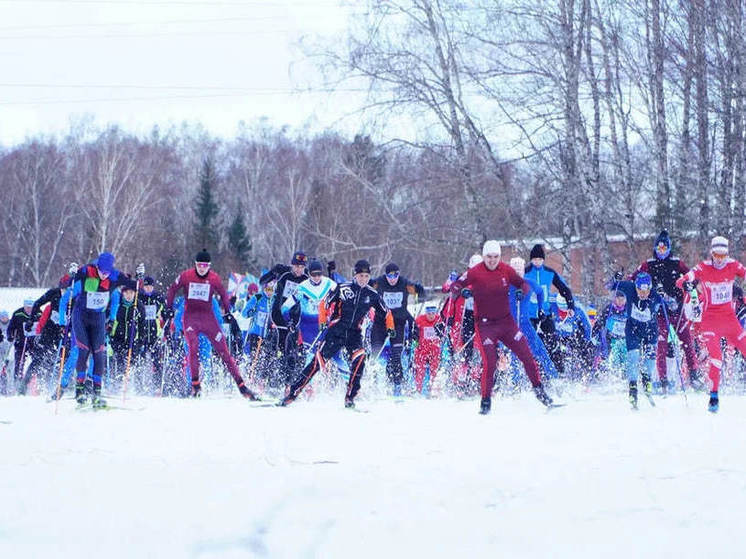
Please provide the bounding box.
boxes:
[423,326,437,340]
[608,318,626,337]
[282,281,299,300]
[50,311,60,324]
[383,291,403,309]
[86,291,109,311]
[709,282,732,305]
[256,311,268,329]
[188,282,210,301]
[144,304,157,320]
[630,305,651,323]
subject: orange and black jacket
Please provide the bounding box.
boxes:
[320,281,394,333]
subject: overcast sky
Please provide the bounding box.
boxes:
[0,0,367,146]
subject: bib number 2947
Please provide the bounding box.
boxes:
[188,282,210,301]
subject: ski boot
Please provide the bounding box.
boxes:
[641,374,655,406]
[479,397,491,415]
[190,382,202,398]
[344,397,355,409]
[533,384,554,407]
[50,385,66,401]
[629,382,638,410]
[708,391,719,413]
[239,383,260,401]
[75,381,88,405]
[91,386,107,409]
[660,378,670,397]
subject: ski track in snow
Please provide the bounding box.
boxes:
[1,391,746,558]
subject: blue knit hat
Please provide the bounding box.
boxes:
[96,252,115,274]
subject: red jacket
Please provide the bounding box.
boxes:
[167,268,231,316]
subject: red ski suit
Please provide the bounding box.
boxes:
[413,313,442,392]
[452,262,541,399]
[166,268,248,391]
[677,259,746,391]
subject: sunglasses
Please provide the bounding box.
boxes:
[386,272,400,279]
[310,271,322,277]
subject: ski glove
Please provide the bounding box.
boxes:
[68,262,79,275]
[460,288,473,299]
[387,328,396,340]
[515,289,524,301]
[613,271,624,282]
[23,321,33,333]
[162,307,175,321]
[682,281,695,292]
[136,263,145,280]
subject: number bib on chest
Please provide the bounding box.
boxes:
[608,318,627,337]
[86,291,109,311]
[282,281,299,300]
[630,305,651,323]
[188,282,210,301]
[256,311,268,329]
[383,291,403,309]
[423,326,437,340]
[144,304,157,320]
[709,282,732,305]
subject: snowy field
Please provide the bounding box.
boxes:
[2,389,746,559]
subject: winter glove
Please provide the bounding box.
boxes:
[387,328,397,340]
[23,321,33,333]
[162,307,175,321]
[449,270,459,282]
[105,321,113,335]
[682,281,695,292]
[655,284,665,296]
[460,288,473,299]
[613,271,624,282]
[136,262,146,280]
[515,288,524,301]
[68,262,79,275]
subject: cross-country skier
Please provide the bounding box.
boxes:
[550,295,594,380]
[260,251,309,391]
[592,290,629,378]
[524,244,577,378]
[610,272,664,409]
[69,252,131,407]
[411,302,444,395]
[7,299,36,393]
[279,259,394,408]
[138,276,167,393]
[370,263,425,396]
[165,249,258,400]
[675,236,746,412]
[633,229,704,392]
[108,279,144,391]
[452,241,555,414]
[18,275,72,395]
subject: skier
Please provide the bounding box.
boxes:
[242,280,275,384]
[69,252,131,407]
[633,229,703,392]
[260,251,309,391]
[18,275,71,395]
[108,279,144,391]
[675,236,746,412]
[7,299,36,393]
[524,244,576,377]
[370,262,425,396]
[592,290,629,378]
[138,276,167,394]
[165,249,258,399]
[279,259,394,408]
[610,272,664,409]
[0,310,11,395]
[452,241,555,414]
[411,302,444,395]
[550,295,594,380]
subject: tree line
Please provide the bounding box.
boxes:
[1,0,742,296]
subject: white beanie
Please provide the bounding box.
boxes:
[711,236,729,255]
[482,240,502,257]
[469,254,483,268]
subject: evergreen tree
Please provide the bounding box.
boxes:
[194,158,219,254]
[227,201,254,271]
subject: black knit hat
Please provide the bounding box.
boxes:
[529,244,545,260]
[195,248,211,263]
[308,260,323,274]
[385,262,400,274]
[143,276,155,286]
[354,259,371,274]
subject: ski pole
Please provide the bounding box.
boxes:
[660,297,687,404]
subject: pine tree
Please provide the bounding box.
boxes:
[194,158,219,253]
[227,201,254,270]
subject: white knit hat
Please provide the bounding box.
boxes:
[482,240,502,257]
[711,236,729,255]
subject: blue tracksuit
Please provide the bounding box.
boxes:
[509,279,558,379]
[615,281,663,382]
[523,263,576,317]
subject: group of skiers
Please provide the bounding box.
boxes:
[1,229,745,414]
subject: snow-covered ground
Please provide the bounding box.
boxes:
[1,389,744,559]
